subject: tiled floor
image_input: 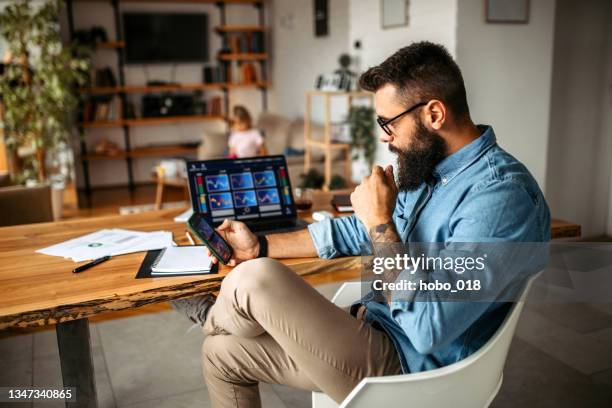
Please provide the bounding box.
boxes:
[1,282,612,407]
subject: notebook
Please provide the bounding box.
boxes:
[151,245,213,275]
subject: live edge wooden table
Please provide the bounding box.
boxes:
[0,204,579,407]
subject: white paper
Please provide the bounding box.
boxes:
[36,229,173,263]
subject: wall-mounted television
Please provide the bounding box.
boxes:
[122,12,209,64]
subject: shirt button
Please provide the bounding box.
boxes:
[442,177,448,183]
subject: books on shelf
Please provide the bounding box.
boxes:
[224,62,262,85]
[82,95,122,122]
[208,96,223,116]
[226,32,265,54]
[203,65,227,84]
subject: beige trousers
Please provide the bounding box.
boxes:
[202,257,402,408]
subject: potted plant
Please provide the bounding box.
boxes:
[0,0,88,217]
[348,105,376,180]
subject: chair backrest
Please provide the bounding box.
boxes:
[339,275,538,408]
[0,185,54,227]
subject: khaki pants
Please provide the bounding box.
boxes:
[202,257,402,408]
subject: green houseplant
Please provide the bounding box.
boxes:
[0,0,88,185]
[347,105,376,169]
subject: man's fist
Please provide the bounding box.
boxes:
[350,165,398,230]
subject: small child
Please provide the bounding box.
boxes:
[228,106,266,158]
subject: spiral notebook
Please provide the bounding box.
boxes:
[151,246,213,275]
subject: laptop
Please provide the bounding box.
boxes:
[186,156,309,234]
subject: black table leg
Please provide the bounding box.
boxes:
[56,318,98,408]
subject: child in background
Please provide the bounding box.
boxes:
[228,106,266,158]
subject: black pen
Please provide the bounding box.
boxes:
[73,255,111,273]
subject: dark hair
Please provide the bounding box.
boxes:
[233,105,252,128]
[359,41,470,120]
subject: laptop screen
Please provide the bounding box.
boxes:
[186,156,296,225]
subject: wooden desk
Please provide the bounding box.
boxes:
[0,208,358,407]
[0,197,580,407]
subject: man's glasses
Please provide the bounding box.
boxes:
[376,101,428,136]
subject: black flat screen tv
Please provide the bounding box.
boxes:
[122,12,209,64]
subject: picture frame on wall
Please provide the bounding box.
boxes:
[381,0,409,29]
[485,0,530,24]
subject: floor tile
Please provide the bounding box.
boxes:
[493,338,612,407]
[515,308,612,374]
[527,302,612,333]
[118,383,286,408]
[0,357,32,387]
[271,384,311,408]
[33,325,101,359]
[588,327,612,343]
[585,302,612,316]
[591,368,612,388]
[0,333,32,363]
[32,347,115,408]
[97,310,206,406]
[118,388,211,408]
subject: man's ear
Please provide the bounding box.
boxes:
[424,99,446,130]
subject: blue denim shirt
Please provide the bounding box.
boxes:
[308,126,551,373]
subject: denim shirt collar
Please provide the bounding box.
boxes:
[433,125,497,185]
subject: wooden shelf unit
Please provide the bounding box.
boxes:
[81,115,225,128]
[75,0,263,4]
[124,115,225,126]
[67,0,269,205]
[79,82,269,95]
[218,53,267,61]
[83,145,199,161]
[95,41,125,49]
[215,25,265,33]
[304,91,375,191]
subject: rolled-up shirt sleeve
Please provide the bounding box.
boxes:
[307,215,370,259]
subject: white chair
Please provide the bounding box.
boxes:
[312,275,539,408]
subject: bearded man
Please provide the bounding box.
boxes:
[173,41,551,408]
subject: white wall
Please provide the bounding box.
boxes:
[349,0,458,167]
[545,0,612,237]
[456,0,556,188]
[268,0,349,120]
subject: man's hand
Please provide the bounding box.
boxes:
[350,165,398,230]
[204,219,259,266]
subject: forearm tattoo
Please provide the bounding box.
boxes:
[368,222,404,303]
[368,222,401,244]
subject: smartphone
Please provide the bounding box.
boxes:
[187,213,233,264]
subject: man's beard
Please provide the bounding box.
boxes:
[389,120,447,191]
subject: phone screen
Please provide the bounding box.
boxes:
[188,214,232,264]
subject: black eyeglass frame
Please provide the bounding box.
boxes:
[376,101,428,136]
